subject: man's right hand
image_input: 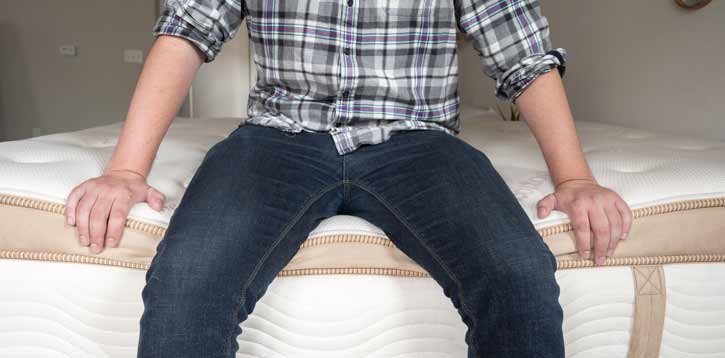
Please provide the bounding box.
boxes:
[64,169,165,254]
[62,36,202,254]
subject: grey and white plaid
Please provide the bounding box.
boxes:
[154,0,566,155]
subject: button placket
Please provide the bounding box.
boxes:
[333,0,357,133]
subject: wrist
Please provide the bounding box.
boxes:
[554,177,597,190]
[105,168,147,180]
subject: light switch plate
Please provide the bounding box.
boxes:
[59,45,77,57]
[123,49,144,64]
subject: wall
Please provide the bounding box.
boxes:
[458,36,499,112]
[0,1,158,141]
[459,0,725,141]
[4,1,723,141]
[190,25,252,119]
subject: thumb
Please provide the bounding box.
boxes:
[536,193,557,218]
[145,186,166,212]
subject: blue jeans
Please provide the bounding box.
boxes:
[137,123,564,357]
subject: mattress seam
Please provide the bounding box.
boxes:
[2,193,725,276]
[1,249,724,275]
[2,193,723,240]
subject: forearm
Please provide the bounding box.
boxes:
[104,35,205,178]
[513,70,595,187]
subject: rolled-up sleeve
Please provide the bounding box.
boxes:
[455,0,567,101]
[153,0,245,63]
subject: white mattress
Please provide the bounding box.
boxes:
[1,106,725,357]
[1,108,723,230]
[2,260,723,357]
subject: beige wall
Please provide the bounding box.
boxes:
[0,1,159,141]
[0,0,253,141]
[459,0,725,141]
[191,26,253,119]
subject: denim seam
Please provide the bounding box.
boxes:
[226,180,345,355]
[348,181,480,357]
[342,154,350,202]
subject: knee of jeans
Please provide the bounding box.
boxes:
[495,243,558,289]
[143,244,218,305]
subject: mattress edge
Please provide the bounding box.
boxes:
[2,193,725,276]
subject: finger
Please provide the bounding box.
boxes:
[65,185,86,226]
[537,194,556,219]
[589,204,611,266]
[570,203,592,260]
[604,203,623,257]
[615,199,633,240]
[106,198,132,248]
[75,191,98,247]
[88,196,114,254]
[146,186,165,212]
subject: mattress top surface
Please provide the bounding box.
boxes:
[2,107,724,231]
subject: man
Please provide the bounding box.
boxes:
[64,0,632,357]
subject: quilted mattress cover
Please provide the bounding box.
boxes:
[1,106,725,357]
[1,107,724,270]
[2,259,723,357]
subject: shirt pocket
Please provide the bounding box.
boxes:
[384,0,439,18]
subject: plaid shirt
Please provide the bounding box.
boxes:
[154,0,566,155]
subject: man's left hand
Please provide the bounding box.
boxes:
[535,179,633,266]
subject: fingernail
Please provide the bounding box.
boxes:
[621,232,629,240]
[79,235,89,246]
[66,216,73,225]
[107,238,116,247]
[90,243,101,254]
[584,250,591,259]
[596,256,606,265]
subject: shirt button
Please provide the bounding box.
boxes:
[343,47,351,55]
[347,0,353,6]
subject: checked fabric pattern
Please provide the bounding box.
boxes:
[154,0,566,155]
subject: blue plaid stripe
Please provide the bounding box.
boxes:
[154,0,566,155]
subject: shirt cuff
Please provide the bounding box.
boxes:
[152,8,221,63]
[495,48,568,102]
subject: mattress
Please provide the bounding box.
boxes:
[1,107,724,357]
[3,259,723,358]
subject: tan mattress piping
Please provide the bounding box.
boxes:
[1,193,725,274]
[1,248,725,275]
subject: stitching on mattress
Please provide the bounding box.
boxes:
[301,234,394,249]
[1,194,725,275]
[1,249,724,273]
[538,196,725,238]
[2,194,723,240]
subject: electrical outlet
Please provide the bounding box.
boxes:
[59,45,77,57]
[123,49,144,64]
